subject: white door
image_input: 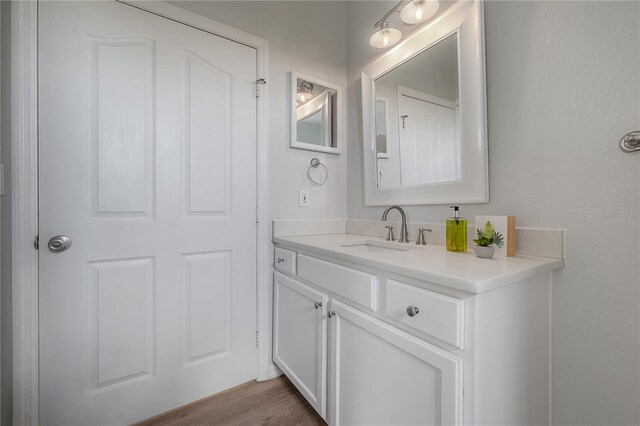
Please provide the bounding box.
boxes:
[328,300,463,426]
[38,2,258,424]
[399,92,460,186]
[273,272,328,418]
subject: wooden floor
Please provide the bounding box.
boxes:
[134,376,326,426]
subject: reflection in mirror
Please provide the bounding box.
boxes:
[375,32,459,188]
[375,98,389,158]
[297,91,330,146]
[292,76,338,152]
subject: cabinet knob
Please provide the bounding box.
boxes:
[277,257,285,263]
[314,301,323,309]
[406,306,420,317]
[328,311,336,318]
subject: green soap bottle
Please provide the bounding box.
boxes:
[446,206,467,252]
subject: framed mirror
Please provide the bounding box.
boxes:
[361,0,487,205]
[290,71,343,155]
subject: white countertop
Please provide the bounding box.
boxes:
[273,233,564,294]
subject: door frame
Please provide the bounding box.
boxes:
[11,1,271,424]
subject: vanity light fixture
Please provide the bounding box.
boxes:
[369,0,439,49]
[400,0,439,25]
[296,80,314,104]
[369,21,403,49]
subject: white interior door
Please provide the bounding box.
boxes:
[38,2,258,424]
[399,93,460,186]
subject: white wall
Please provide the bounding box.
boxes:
[347,1,640,424]
[170,1,348,221]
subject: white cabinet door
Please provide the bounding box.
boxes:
[273,273,328,418]
[328,300,463,426]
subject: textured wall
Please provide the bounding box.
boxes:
[347,1,640,424]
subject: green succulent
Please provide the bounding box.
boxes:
[473,221,504,249]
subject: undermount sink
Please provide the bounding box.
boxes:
[339,241,418,254]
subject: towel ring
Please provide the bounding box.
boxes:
[306,158,328,186]
[620,130,640,153]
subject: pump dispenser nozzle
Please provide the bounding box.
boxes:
[450,206,460,221]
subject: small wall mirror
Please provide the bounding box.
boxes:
[361,0,487,205]
[290,71,342,155]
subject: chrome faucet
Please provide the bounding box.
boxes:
[381,205,409,243]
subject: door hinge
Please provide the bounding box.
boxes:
[256,205,260,224]
[256,78,267,98]
[0,164,5,196]
[34,235,39,250]
[256,330,260,349]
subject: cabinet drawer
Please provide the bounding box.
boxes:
[275,247,296,274]
[297,254,376,310]
[385,279,464,349]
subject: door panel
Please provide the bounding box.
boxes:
[273,273,327,418]
[38,2,257,424]
[328,300,463,426]
[88,35,156,218]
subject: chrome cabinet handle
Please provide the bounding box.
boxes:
[277,257,285,263]
[406,306,420,317]
[48,235,72,252]
[328,311,336,318]
[314,301,322,309]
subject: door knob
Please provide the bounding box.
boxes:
[406,306,420,317]
[314,302,323,309]
[48,235,72,252]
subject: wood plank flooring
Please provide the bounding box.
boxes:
[134,376,326,426]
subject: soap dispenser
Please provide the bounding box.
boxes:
[446,206,467,252]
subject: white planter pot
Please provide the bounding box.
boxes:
[474,245,495,259]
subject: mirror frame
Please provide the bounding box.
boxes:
[290,71,343,155]
[361,0,487,206]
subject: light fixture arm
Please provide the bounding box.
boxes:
[373,0,409,29]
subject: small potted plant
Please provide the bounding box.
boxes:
[473,221,504,259]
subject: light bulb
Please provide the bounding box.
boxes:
[400,0,439,25]
[296,81,314,104]
[369,23,402,49]
[296,92,313,104]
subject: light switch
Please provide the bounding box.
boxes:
[299,190,310,207]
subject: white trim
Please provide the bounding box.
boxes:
[397,85,457,110]
[11,1,39,424]
[289,71,343,155]
[12,1,272,423]
[361,0,488,206]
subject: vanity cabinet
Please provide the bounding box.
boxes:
[274,271,461,425]
[272,242,555,426]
